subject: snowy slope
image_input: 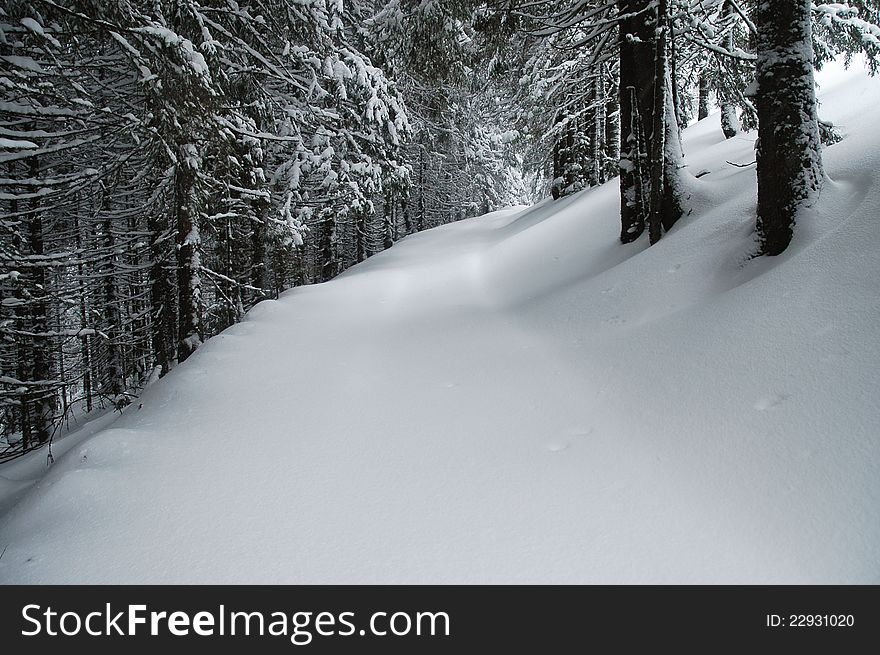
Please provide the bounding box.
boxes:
[1,60,879,584]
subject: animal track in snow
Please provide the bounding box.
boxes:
[546,426,594,452]
[564,426,594,437]
[754,393,789,411]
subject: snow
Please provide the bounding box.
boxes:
[0,404,121,518]
[0,55,44,73]
[1,60,879,584]
[20,18,45,37]
[135,26,210,79]
[0,137,38,150]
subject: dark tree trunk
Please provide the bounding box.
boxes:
[755,0,822,256]
[590,70,605,186]
[175,153,201,364]
[648,3,669,246]
[319,212,337,282]
[9,191,33,450]
[126,206,149,385]
[605,72,620,181]
[14,294,32,450]
[355,212,366,263]
[417,146,426,231]
[564,117,577,193]
[26,158,54,444]
[720,1,740,139]
[292,245,305,288]
[101,191,124,401]
[251,197,269,302]
[383,192,394,250]
[148,207,176,378]
[402,193,413,235]
[669,24,687,131]
[74,210,93,411]
[698,73,711,120]
[551,112,563,200]
[618,0,656,243]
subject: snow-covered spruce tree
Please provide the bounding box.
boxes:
[1,0,414,448]
[499,0,687,243]
[1,4,125,444]
[813,2,880,71]
[362,1,527,230]
[512,21,617,200]
[717,0,747,138]
[669,0,756,136]
[754,0,822,256]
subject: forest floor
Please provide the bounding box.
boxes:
[1,59,878,583]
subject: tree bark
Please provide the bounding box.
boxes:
[383,191,395,250]
[73,204,93,412]
[698,73,711,120]
[176,148,202,364]
[720,0,741,139]
[618,0,656,243]
[251,197,269,302]
[148,205,176,378]
[590,69,605,186]
[755,0,822,255]
[661,70,686,233]
[101,187,125,401]
[26,157,54,444]
[605,72,621,181]
[355,211,366,263]
[319,210,337,282]
[648,2,669,245]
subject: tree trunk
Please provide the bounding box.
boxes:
[669,23,687,131]
[9,190,33,450]
[647,0,685,244]
[648,0,671,245]
[755,0,822,256]
[383,192,394,250]
[720,1,741,139]
[417,146,426,231]
[590,69,605,186]
[74,210,93,412]
[101,189,125,401]
[721,104,739,139]
[618,0,656,243]
[661,70,686,233]
[402,193,413,235]
[552,113,563,200]
[148,205,176,378]
[251,197,269,303]
[605,72,620,181]
[355,212,366,263]
[319,210,337,282]
[698,73,711,120]
[176,148,201,364]
[26,158,54,444]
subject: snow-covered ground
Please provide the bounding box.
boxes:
[1,59,878,584]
